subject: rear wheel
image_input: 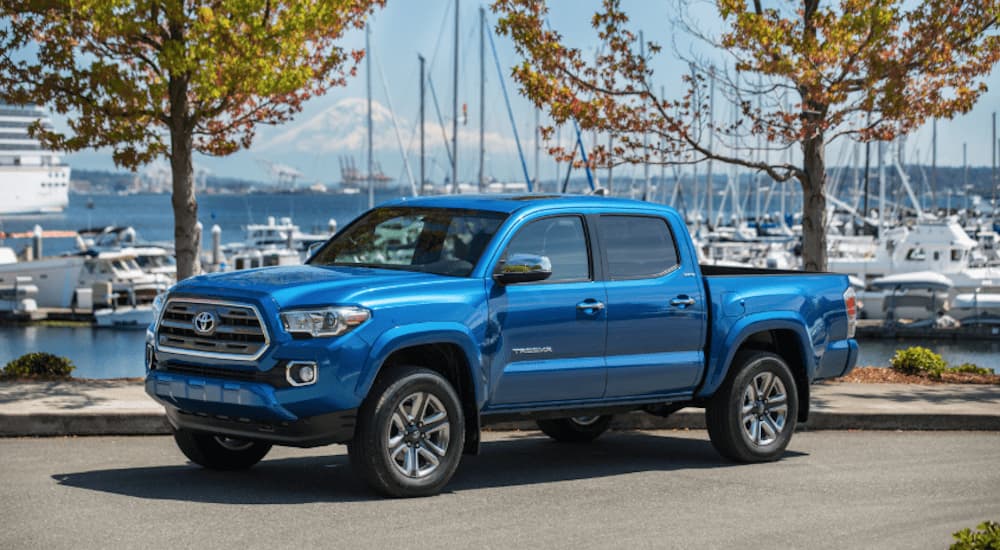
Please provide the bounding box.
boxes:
[536,415,613,443]
[706,350,798,462]
[173,429,271,470]
[349,366,465,498]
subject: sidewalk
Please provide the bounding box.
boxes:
[1,379,999,436]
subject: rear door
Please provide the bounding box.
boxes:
[598,213,706,397]
[487,214,607,405]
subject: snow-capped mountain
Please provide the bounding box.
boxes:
[259,97,400,153]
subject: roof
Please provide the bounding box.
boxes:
[380,193,672,215]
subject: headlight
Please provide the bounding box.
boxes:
[280,306,370,338]
[150,292,167,330]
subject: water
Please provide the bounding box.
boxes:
[0,191,405,255]
[855,339,1000,369]
[0,325,146,379]
[1,323,996,379]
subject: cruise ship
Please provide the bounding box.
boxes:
[0,104,70,214]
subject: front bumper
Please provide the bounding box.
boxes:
[146,371,357,447]
[164,405,357,448]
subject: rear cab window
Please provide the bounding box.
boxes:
[599,215,679,280]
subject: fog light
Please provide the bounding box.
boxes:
[286,361,318,387]
[298,365,315,383]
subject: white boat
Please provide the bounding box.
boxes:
[242,216,334,254]
[0,104,70,214]
[861,271,954,323]
[828,218,978,285]
[93,304,154,329]
[869,271,955,291]
[950,292,1000,324]
[78,226,177,282]
[227,247,301,270]
[0,274,38,314]
[0,248,168,309]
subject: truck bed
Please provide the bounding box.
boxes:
[698,264,856,397]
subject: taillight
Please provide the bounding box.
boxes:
[843,287,857,338]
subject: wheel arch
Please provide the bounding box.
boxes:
[699,315,815,422]
[359,324,484,454]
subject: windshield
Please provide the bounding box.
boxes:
[308,206,507,277]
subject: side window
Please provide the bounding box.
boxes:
[600,215,679,279]
[502,216,590,283]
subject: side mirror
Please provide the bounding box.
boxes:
[493,254,552,284]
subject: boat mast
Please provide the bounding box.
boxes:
[534,108,540,192]
[963,142,968,214]
[486,16,533,190]
[878,140,885,236]
[366,23,374,209]
[706,67,715,224]
[478,6,485,192]
[689,64,699,224]
[931,118,937,210]
[419,54,426,195]
[640,31,650,202]
[451,0,459,193]
[863,112,871,220]
[993,111,997,226]
[660,86,667,204]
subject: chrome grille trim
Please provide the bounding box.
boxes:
[155,297,271,361]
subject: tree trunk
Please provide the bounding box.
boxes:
[169,78,200,280]
[799,132,828,272]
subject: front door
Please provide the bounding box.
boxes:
[598,214,706,397]
[488,215,607,406]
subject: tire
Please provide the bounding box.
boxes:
[173,429,272,470]
[706,350,799,463]
[536,415,613,443]
[349,365,465,498]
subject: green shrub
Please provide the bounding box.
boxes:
[890,346,947,377]
[951,521,1000,550]
[2,352,75,379]
[949,363,995,376]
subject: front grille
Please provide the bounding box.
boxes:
[156,299,269,360]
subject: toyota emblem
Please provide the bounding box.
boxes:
[193,310,217,336]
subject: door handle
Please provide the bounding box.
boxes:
[671,296,696,307]
[576,300,605,312]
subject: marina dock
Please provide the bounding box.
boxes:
[856,319,1000,341]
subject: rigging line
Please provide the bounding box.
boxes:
[426,1,452,73]
[372,45,418,196]
[486,14,532,191]
[427,76,454,167]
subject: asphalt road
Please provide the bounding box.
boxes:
[2,430,998,550]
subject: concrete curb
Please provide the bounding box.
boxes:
[4,409,999,437]
[0,414,170,437]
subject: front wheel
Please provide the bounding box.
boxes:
[536,415,613,443]
[349,366,465,498]
[173,429,271,470]
[706,351,798,462]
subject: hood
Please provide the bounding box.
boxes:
[172,265,459,308]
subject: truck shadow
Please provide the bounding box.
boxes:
[51,431,806,504]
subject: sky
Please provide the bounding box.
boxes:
[49,0,1000,187]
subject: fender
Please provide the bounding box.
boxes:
[696,312,814,399]
[356,322,486,408]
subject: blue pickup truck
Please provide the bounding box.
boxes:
[145,194,858,497]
